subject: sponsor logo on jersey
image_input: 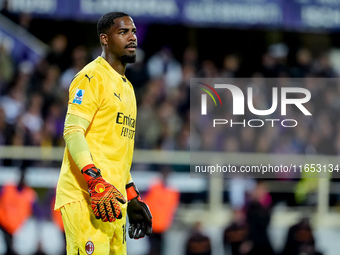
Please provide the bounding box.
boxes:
[116,112,136,139]
[73,89,85,105]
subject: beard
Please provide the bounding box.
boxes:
[120,54,136,64]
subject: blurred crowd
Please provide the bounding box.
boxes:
[0,168,323,255]
[0,10,337,255]
[0,32,192,164]
[185,180,322,255]
[1,24,340,168]
[189,44,340,156]
[223,181,322,255]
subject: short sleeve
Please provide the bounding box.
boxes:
[67,70,105,123]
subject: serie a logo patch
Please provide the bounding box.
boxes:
[85,241,94,254]
[73,89,85,105]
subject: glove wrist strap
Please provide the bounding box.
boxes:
[81,164,101,183]
[82,164,96,172]
[126,182,141,201]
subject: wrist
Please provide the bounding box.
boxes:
[82,164,96,172]
[81,164,100,183]
[126,182,141,201]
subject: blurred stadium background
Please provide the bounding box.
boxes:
[1,0,340,254]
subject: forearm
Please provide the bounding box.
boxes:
[63,113,93,170]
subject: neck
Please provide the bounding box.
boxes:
[101,51,126,76]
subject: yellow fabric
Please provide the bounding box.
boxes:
[126,173,133,185]
[55,56,137,210]
[64,114,93,170]
[61,200,127,254]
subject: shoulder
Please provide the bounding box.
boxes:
[82,60,106,79]
[71,61,106,86]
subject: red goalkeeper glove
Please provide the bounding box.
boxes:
[82,164,126,222]
[126,182,152,239]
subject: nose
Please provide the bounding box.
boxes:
[129,32,137,42]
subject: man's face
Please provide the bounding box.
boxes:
[105,16,137,64]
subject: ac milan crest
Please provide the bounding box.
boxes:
[85,241,94,255]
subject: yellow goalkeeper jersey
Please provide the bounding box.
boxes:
[55,56,136,209]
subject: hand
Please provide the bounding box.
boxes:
[127,197,153,239]
[82,165,126,222]
[126,183,152,239]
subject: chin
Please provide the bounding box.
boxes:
[120,54,136,64]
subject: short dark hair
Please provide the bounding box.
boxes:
[97,12,129,37]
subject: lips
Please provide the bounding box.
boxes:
[125,44,137,49]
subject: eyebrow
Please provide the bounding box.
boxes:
[118,27,136,31]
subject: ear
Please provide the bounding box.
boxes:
[100,33,108,46]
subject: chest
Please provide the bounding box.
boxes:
[102,77,137,121]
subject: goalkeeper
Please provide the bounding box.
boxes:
[55,12,152,255]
